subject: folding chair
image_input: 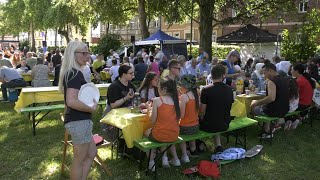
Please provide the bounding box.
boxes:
[60,113,112,176]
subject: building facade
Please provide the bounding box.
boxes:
[100,16,161,43]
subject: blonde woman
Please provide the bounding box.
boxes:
[58,41,98,180]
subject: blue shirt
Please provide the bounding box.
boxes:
[196,63,211,76]
[186,65,197,77]
[134,62,148,81]
[224,59,235,85]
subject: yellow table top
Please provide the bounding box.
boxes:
[21,73,54,82]
[14,83,110,113]
[100,99,246,148]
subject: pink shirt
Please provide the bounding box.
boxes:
[149,62,160,75]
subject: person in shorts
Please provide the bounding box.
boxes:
[58,41,98,180]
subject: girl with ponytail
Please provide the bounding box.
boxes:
[144,77,181,171]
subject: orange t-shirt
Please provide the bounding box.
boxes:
[179,94,199,127]
[151,97,179,142]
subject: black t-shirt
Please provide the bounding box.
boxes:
[52,54,62,68]
[63,68,91,124]
[107,79,136,107]
[263,75,289,117]
[200,82,234,132]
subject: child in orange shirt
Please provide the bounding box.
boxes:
[144,77,181,171]
[178,74,199,163]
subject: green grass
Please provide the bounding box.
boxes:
[1,101,320,179]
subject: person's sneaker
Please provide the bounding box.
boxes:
[148,160,155,172]
[260,132,273,139]
[162,157,170,168]
[169,159,181,166]
[181,155,190,163]
[272,125,282,133]
[291,119,300,129]
[189,149,200,157]
[284,121,292,131]
[214,146,224,153]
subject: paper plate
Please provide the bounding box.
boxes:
[78,83,100,107]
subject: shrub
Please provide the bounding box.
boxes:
[95,34,122,57]
[187,44,240,60]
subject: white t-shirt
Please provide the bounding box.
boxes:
[81,65,92,83]
[140,87,156,101]
[109,65,119,82]
[155,51,164,62]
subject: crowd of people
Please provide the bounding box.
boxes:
[0,46,64,101]
[3,40,319,178]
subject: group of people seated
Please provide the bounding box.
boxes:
[0,48,64,101]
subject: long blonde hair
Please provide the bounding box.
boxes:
[58,41,87,92]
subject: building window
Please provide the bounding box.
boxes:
[155,19,159,28]
[232,9,237,17]
[185,33,191,40]
[212,32,217,42]
[299,0,308,13]
[173,32,180,38]
[130,22,135,29]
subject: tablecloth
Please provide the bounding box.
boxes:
[14,84,109,112]
[100,99,246,148]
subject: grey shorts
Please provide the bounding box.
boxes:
[180,125,199,135]
[65,120,93,144]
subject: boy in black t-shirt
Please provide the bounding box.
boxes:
[199,64,234,153]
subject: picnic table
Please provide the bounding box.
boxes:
[100,99,246,148]
[21,73,55,82]
[14,84,110,113]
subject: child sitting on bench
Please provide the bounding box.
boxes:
[144,77,181,171]
[178,74,200,162]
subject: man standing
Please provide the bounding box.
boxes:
[0,67,27,101]
[51,49,62,68]
[250,63,289,139]
[224,50,243,86]
[134,57,148,81]
[199,64,234,153]
[154,48,164,63]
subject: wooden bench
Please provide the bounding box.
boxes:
[134,117,257,176]
[21,100,107,135]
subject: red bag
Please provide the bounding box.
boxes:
[197,160,220,179]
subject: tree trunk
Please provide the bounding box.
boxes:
[30,22,36,52]
[138,0,150,39]
[58,28,70,44]
[198,0,214,62]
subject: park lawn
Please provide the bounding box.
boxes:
[0,101,320,180]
